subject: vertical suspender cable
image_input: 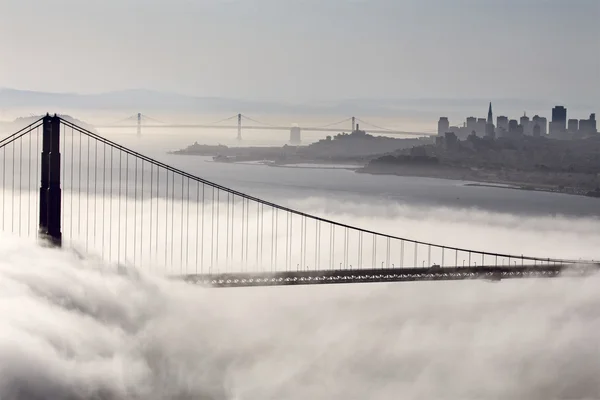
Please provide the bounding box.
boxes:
[86,134,90,250]
[94,139,97,249]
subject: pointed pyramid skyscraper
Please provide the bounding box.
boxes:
[487,102,493,125]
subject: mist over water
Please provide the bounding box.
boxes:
[2,200,600,399]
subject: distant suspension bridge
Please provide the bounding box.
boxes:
[0,114,598,287]
[96,113,436,143]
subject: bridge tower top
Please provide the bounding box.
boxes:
[237,113,242,141]
[352,116,356,132]
[137,112,141,136]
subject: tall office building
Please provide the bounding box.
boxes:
[568,119,579,134]
[579,113,597,136]
[466,117,477,132]
[551,106,567,136]
[438,117,450,136]
[484,102,495,138]
[532,115,547,135]
[477,118,487,136]
[520,113,530,135]
[496,116,509,132]
[508,119,519,135]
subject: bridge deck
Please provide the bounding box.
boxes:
[181,264,600,288]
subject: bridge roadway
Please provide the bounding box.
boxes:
[98,124,435,137]
[181,263,600,288]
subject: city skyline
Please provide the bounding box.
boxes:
[439,102,597,139]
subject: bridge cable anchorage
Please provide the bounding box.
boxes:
[1,116,596,287]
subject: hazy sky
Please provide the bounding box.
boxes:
[0,0,598,103]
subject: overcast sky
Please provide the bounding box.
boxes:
[0,0,598,103]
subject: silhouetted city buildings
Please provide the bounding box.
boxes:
[437,103,597,141]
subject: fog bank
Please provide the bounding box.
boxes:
[1,229,600,399]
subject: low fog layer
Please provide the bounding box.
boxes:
[1,206,600,399]
[2,191,599,273]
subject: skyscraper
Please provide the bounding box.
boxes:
[568,119,579,134]
[550,106,567,137]
[552,106,567,123]
[466,117,477,131]
[438,117,450,136]
[477,118,487,136]
[579,113,597,136]
[532,115,547,135]
[520,113,530,135]
[509,119,520,135]
[485,102,495,138]
[496,116,509,132]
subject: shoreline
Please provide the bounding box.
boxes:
[203,159,360,171]
[357,167,600,199]
[172,153,600,200]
